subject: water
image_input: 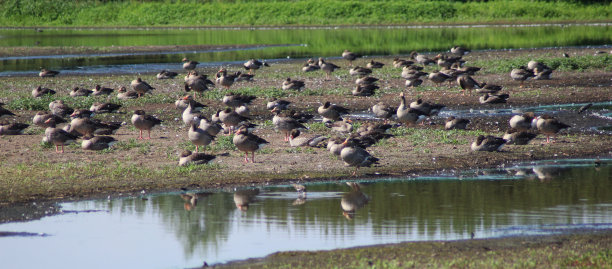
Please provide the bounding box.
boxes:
[0,158,610,268]
[1,24,612,75]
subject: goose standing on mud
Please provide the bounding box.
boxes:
[216,68,239,90]
[318,58,341,80]
[534,115,570,143]
[471,135,506,152]
[131,110,162,140]
[39,68,59,78]
[510,66,535,88]
[340,137,379,175]
[185,71,214,99]
[272,107,307,142]
[243,59,269,74]
[457,75,481,95]
[44,119,78,153]
[188,119,215,153]
[342,50,361,66]
[131,78,155,97]
[233,125,269,163]
[182,58,199,71]
[219,108,251,134]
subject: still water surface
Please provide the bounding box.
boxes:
[0,159,610,268]
[1,24,611,75]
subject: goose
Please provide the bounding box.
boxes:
[509,112,536,131]
[33,111,66,127]
[503,128,538,145]
[533,67,553,80]
[327,136,347,156]
[234,72,254,82]
[182,99,202,126]
[439,67,465,86]
[70,109,94,119]
[355,76,379,86]
[131,78,154,97]
[342,50,361,66]
[182,58,199,71]
[318,58,341,79]
[175,95,206,111]
[222,93,256,108]
[452,63,481,75]
[450,46,470,56]
[184,72,213,98]
[372,102,396,123]
[534,115,570,143]
[352,84,378,96]
[233,125,269,163]
[235,105,250,117]
[410,51,435,65]
[326,118,353,134]
[179,150,216,166]
[48,100,74,117]
[405,78,423,88]
[81,135,117,151]
[39,68,59,77]
[318,101,349,122]
[340,138,379,175]
[287,110,314,123]
[156,70,178,80]
[435,54,465,68]
[131,110,162,140]
[457,75,481,95]
[281,77,305,91]
[444,116,470,130]
[188,119,215,153]
[510,66,535,87]
[0,103,15,118]
[0,122,29,135]
[401,66,427,80]
[266,98,291,111]
[428,71,451,87]
[234,189,260,211]
[397,93,427,126]
[475,82,503,94]
[44,119,78,153]
[272,107,307,141]
[302,63,320,72]
[366,60,384,69]
[341,182,369,220]
[243,59,269,74]
[69,112,121,136]
[219,108,251,133]
[197,116,222,136]
[410,99,445,116]
[479,93,509,104]
[288,129,327,147]
[393,58,413,68]
[215,68,239,90]
[90,102,121,114]
[349,66,372,77]
[471,135,506,152]
[32,86,56,97]
[117,86,139,100]
[92,85,115,96]
[69,87,92,97]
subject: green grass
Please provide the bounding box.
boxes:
[473,54,612,74]
[390,127,487,146]
[2,1,611,27]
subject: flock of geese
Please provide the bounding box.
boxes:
[0,46,574,174]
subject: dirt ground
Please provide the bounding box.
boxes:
[0,47,611,209]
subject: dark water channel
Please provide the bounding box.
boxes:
[1,23,612,75]
[0,158,610,268]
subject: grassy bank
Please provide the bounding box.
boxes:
[213,231,612,268]
[1,0,611,27]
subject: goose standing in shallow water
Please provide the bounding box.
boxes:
[131,110,162,140]
[233,125,269,163]
[534,115,570,143]
[471,135,506,152]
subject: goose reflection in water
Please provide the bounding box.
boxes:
[234,189,260,212]
[179,192,212,211]
[532,166,571,181]
[341,182,370,220]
